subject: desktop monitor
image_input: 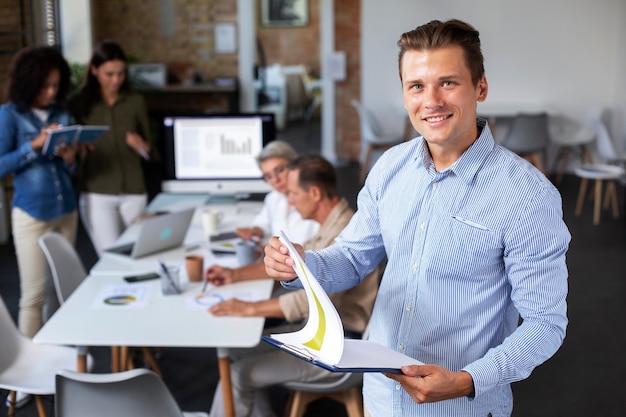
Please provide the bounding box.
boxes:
[161,113,276,195]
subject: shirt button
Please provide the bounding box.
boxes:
[395,384,401,390]
[405,305,411,311]
[433,182,438,188]
[399,344,405,350]
[412,264,418,270]
[420,223,426,230]
[55,181,60,186]
[57,195,62,200]
[50,167,56,173]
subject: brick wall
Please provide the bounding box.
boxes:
[91,0,238,81]
[0,0,34,101]
[90,0,361,160]
[334,0,360,160]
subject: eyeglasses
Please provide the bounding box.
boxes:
[262,165,288,182]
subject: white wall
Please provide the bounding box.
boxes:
[59,0,93,63]
[362,0,626,145]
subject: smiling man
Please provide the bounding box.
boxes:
[264,19,571,417]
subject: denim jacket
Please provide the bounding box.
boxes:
[0,102,77,221]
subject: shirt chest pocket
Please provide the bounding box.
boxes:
[448,215,502,265]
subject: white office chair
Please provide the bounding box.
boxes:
[592,109,626,168]
[501,112,551,174]
[549,112,596,184]
[281,323,371,417]
[55,368,208,417]
[350,99,403,183]
[282,371,363,417]
[38,232,87,305]
[0,296,90,417]
[283,65,312,122]
[574,108,626,225]
[38,232,161,375]
[259,64,288,130]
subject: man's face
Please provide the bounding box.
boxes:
[260,157,289,194]
[402,45,488,155]
[287,169,316,220]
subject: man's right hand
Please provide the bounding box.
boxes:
[205,265,235,286]
[235,227,263,242]
[263,236,302,281]
[31,124,61,151]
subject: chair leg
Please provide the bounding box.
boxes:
[34,395,47,417]
[575,178,588,217]
[606,181,620,219]
[360,145,374,184]
[77,346,88,373]
[553,147,571,184]
[111,346,121,372]
[284,389,364,417]
[342,387,364,417]
[125,347,136,370]
[142,347,162,377]
[530,152,546,175]
[7,391,16,417]
[118,346,127,371]
[283,391,295,417]
[580,144,593,164]
[286,391,324,417]
[593,179,603,225]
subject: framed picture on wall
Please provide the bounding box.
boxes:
[261,0,309,28]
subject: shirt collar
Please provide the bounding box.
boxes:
[415,117,495,184]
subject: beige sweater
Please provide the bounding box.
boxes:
[278,198,379,333]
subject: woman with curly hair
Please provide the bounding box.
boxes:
[68,40,156,255]
[0,46,78,338]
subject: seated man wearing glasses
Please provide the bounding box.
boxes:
[234,140,319,245]
[206,154,380,417]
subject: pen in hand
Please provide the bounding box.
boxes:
[200,277,209,294]
[137,147,150,160]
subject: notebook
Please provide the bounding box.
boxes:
[104,208,195,259]
[42,125,109,156]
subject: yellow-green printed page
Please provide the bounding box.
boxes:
[270,230,345,366]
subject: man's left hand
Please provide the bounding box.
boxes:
[385,364,474,403]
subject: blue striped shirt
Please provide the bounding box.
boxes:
[289,119,570,416]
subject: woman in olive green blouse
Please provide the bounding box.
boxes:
[69,40,156,256]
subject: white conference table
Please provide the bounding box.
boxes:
[34,194,273,417]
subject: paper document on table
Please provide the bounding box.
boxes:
[92,283,152,309]
[262,231,421,373]
[187,287,264,310]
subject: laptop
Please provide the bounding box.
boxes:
[104,208,195,259]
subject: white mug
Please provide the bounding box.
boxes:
[201,209,223,237]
